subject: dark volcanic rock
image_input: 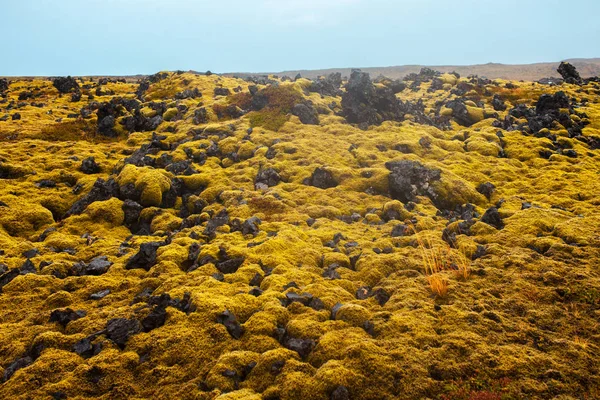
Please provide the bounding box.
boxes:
[557,62,582,85]
[84,256,112,275]
[214,87,230,97]
[385,160,441,203]
[80,157,101,174]
[391,224,409,237]
[125,242,163,271]
[444,99,479,127]
[331,385,350,400]
[0,78,8,94]
[341,69,403,127]
[53,76,80,94]
[491,94,506,111]
[2,356,33,382]
[308,167,338,189]
[255,167,281,189]
[481,206,504,229]
[476,182,496,200]
[292,103,319,125]
[216,257,245,274]
[49,308,87,327]
[0,269,20,292]
[193,107,208,124]
[284,337,315,360]
[204,209,229,237]
[308,73,343,96]
[73,336,102,358]
[105,318,142,349]
[241,216,261,236]
[65,178,119,217]
[217,310,243,339]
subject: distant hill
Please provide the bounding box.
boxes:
[4,58,600,83]
[229,58,600,82]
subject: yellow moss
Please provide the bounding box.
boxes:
[42,231,80,250]
[163,107,179,121]
[151,212,183,233]
[1,73,600,400]
[466,105,484,123]
[86,197,125,226]
[117,164,172,207]
[335,304,372,327]
[0,197,54,237]
[439,73,458,86]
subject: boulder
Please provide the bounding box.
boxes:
[292,103,319,125]
[308,73,343,96]
[80,157,101,174]
[557,62,582,85]
[255,167,281,189]
[52,76,80,94]
[308,167,338,189]
[386,160,441,203]
[341,69,403,127]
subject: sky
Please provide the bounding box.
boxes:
[1,0,599,76]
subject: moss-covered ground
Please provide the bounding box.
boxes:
[0,70,599,400]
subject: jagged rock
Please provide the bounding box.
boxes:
[20,259,37,274]
[80,157,101,174]
[373,288,390,306]
[477,182,496,200]
[255,167,281,189]
[105,318,141,349]
[557,62,582,85]
[386,160,441,203]
[49,308,86,327]
[86,256,112,275]
[491,94,506,111]
[308,167,338,189]
[214,87,230,97]
[241,216,261,236]
[308,73,343,96]
[0,78,8,94]
[216,257,245,274]
[73,336,102,358]
[0,269,19,292]
[481,206,504,229]
[65,178,119,217]
[391,224,409,237]
[292,103,319,125]
[331,385,350,400]
[444,99,482,127]
[175,88,202,99]
[53,76,80,94]
[217,310,243,339]
[2,356,33,382]
[125,242,163,271]
[284,337,315,360]
[204,209,229,237]
[341,69,403,127]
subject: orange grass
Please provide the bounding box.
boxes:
[409,223,470,297]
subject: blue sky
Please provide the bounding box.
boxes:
[1,0,599,76]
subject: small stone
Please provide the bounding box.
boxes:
[217,310,243,339]
[90,289,110,300]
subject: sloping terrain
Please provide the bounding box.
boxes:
[0,63,599,400]
[235,58,600,82]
